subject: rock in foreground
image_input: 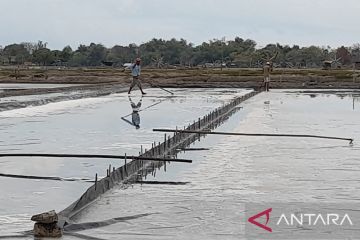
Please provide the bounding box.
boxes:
[31,210,62,238]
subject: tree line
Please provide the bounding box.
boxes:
[0,38,359,68]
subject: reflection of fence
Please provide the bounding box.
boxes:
[58,90,259,225]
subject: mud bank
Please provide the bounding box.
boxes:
[1,68,360,89]
[0,83,128,111]
[1,68,359,112]
[154,74,360,89]
[1,75,359,112]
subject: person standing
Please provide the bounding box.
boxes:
[127,58,146,95]
[263,62,272,92]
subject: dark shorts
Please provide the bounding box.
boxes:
[130,76,142,88]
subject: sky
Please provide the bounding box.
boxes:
[1,0,360,50]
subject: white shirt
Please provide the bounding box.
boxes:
[130,64,141,77]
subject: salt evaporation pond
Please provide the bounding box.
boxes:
[68,90,359,240]
[0,89,359,239]
[0,84,93,110]
[0,83,85,90]
[0,88,251,237]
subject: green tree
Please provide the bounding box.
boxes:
[87,43,107,66]
[21,42,38,54]
[32,48,55,65]
[336,46,351,65]
[3,44,30,64]
[68,52,87,67]
[107,45,136,65]
[60,46,73,62]
[298,46,326,67]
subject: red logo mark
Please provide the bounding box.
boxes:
[248,208,272,232]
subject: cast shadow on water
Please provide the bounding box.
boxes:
[0,213,157,240]
[64,213,156,232]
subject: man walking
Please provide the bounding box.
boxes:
[127,58,146,95]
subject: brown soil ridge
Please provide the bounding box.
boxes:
[0,68,359,89]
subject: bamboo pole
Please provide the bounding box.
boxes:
[153,129,353,144]
[0,153,193,163]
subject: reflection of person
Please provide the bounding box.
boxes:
[263,62,272,92]
[122,96,142,129]
[126,58,146,95]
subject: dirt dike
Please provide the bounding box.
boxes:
[1,68,359,89]
[0,69,359,111]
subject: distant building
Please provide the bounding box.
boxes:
[322,60,341,70]
[323,61,332,70]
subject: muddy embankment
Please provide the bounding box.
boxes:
[0,83,129,111]
[0,67,359,111]
[1,67,360,88]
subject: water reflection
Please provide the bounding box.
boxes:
[71,90,360,240]
[286,89,360,111]
[0,88,251,237]
[121,96,143,129]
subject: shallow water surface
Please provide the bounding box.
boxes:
[70,90,360,240]
[0,88,251,236]
[0,83,85,90]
